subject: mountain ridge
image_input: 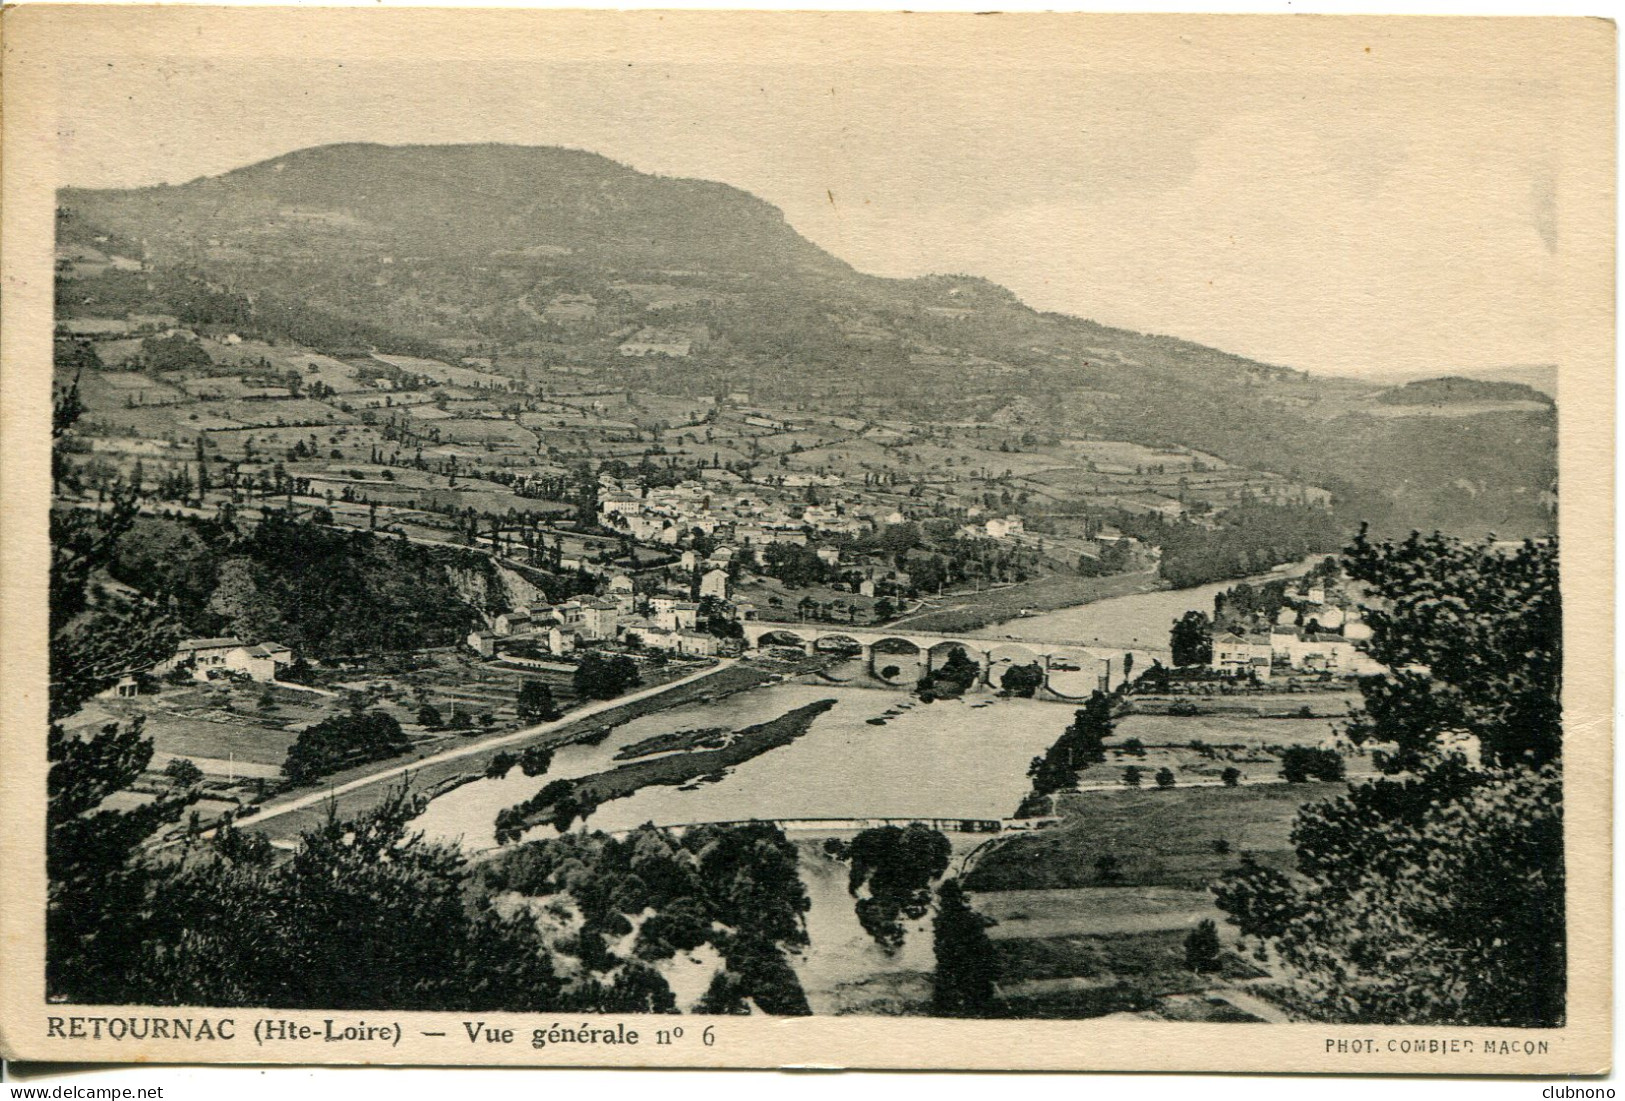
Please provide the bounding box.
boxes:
[56,142,1556,538]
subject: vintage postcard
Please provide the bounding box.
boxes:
[0,7,1613,1074]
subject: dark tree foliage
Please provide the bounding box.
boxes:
[1279,745,1346,783]
[164,758,204,787]
[999,662,1044,698]
[48,378,190,1002]
[1214,531,1565,1026]
[116,791,567,1011]
[210,512,477,659]
[1154,767,1177,789]
[139,333,211,372]
[1154,503,1345,589]
[1342,526,1560,770]
[482,822,812,1014]
[281,710,410,786]
[693,969,751,1015]
[915,646,980,701]
[1027,691,1115,797]
[1184,918,1223,973]
[844,825,952,950]
[1169,610,1213,668]
[931,878,998,1017]
[519,744,555,777]
[572,651,641,700]
[516,680,561,724]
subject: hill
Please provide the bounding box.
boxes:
[1377,376,1554,407]
[57,143,1556,539]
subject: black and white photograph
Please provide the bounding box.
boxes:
[0,6,1612,1075]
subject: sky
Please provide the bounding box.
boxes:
[34,10,1614,378]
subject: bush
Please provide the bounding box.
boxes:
[1121,766,1142,788]
[164,758,204,787]
[1184,919,1222,973]
[1280,745,1345,783]
[1221,766,1242,787]
[1155,767,1176,789]
[281,709,410,785]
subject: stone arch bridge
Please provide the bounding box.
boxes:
[741,623,1156,700]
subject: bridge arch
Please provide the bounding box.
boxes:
[868,637,924,685]
[986,643,1044,693]
[813,633,865,656]
[1044,653,1106,700]
[756,628,812,652]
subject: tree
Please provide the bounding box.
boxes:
[1221,766,1242,787]
[694,970,751,1015]
[164,758,204,788]
[1027,690,1115,796]
[282,710,410,786]
[1214,530,1564,1026]
[417,704,443,729]
[1155,767,1176,789]
[516,680,560,724]
[1121,766,1142,788]
[1094,854,1123,883]
[845,824,952,950]
[1170,610,1213,667]
[48,380,190,1001]
[1184,918,1222,973]
[931,878,998,1017]
[573,651,640,700]
[118,788,568,1011]
[519,745,554,777]
[999,662,1044,698]
[1341,527,1560,770]
[1279,745,1345,783]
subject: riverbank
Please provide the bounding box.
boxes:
[497,698,839,837]
[241,659,773,844]
[886,569,1164,634]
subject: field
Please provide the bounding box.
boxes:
[991,928,1269,1020]
[964,782,1348,892]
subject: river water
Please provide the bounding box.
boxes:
[415,686,1068,850]
[414,556,1328,1011]
[417,557,1323,852]
[965,555,1321,654]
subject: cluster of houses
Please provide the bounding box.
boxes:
[596,473,906,551]
[141,636,298,687]
[466,571,757,663]
[1209,580,1381,680]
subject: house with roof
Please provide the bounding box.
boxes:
[155,637,294,682]
[1210,632,1272,678]
[580,598,622,641]
[700,568,730,600]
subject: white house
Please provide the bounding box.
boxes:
[1211,632,1272,678]
[700,568,729,600]
[156,637,294,682]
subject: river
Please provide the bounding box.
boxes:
[417,556,1324,851]
[964,555,1322,653]
[414,556,1329,1012]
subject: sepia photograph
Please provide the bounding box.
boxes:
[0,5,1612,1075]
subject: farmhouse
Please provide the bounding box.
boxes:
[1210,632,1272,678]
[156,637,295,682]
